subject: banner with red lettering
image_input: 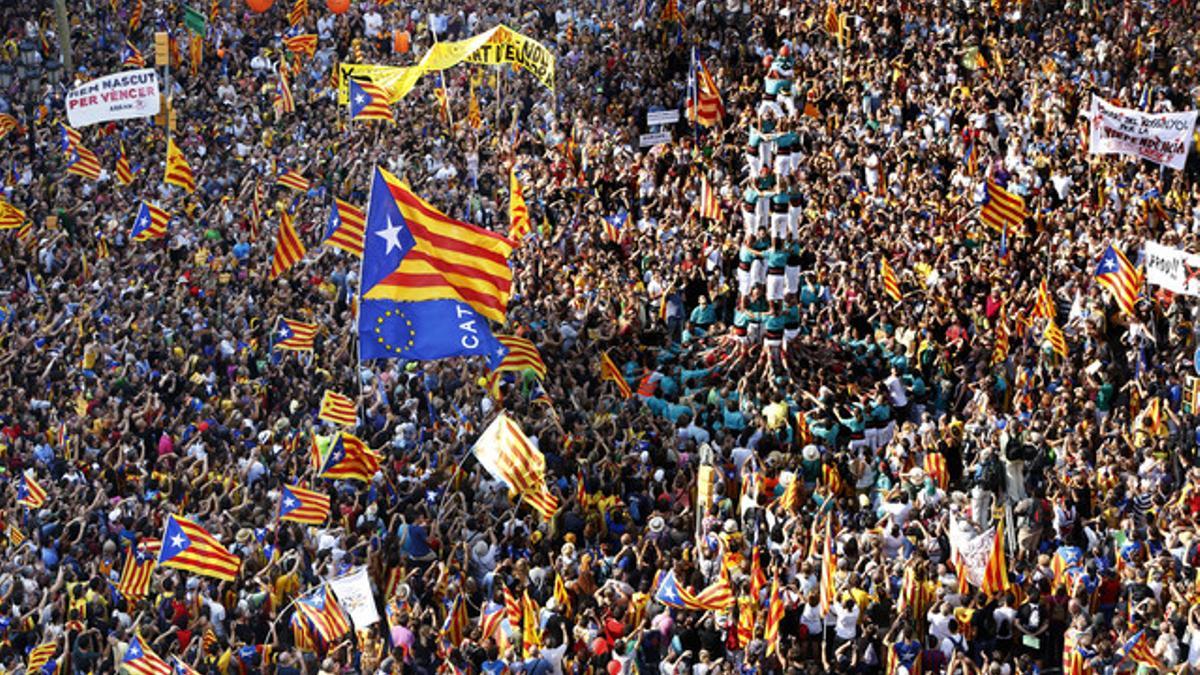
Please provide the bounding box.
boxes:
[1088,95,1197,170]
[66,69,161,128]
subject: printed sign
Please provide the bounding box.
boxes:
[1143,240,1200,297]
[647,109,680,126]
[639,131,672,147]
[65,69,160,128]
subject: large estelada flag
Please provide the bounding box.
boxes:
[471,413,558,519]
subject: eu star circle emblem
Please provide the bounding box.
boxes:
[373,309,416,354]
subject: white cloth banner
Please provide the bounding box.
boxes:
[65,69,160,128]
[948,516,995,589]
[1088,95,1197,170]
[328,567,380,628]
[1143,240,1200,297]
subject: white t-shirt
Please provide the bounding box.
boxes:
[834,604,860,640]
[363,11,383,37]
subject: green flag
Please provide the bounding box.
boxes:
[183,5,207,35]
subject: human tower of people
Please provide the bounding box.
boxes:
[0,0,1198,673]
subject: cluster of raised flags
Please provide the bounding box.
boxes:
[653,569,735,611]
[278,484,331,525]
[471,413,559,520]
[324,198,366,256]
[313,432,381,482]
[272,317,317,352]
[131,202,170,241]
[157,514,241,581]
[60,123,102,181]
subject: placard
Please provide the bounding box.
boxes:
[66,69,160,128]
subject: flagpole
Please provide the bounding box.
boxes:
[690,46,699,143]
[428,21,454,128]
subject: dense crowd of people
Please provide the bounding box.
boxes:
[1,0,1200,673]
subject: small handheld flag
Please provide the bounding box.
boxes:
[157,514,241,582]
[278,485,331,525]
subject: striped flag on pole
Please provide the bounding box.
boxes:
[880,258,902,301]
[278,485,331,525]
[599,352,632,398]
[471,413,559,520]
[295,586,351,642]
[117,544,157,601]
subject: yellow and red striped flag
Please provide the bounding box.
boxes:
[981,518,1010,596]
[269,210,306,280]
[6,520,25,547]
[276,168,310,192]
[471,413,559,521]
[316,432,382,482]
[980,180,1027,234]
[992,305,1010,365]
[296,586,351,642]
[508,167,531,242]
[116,143,135,185]
[0,113,21,140]
[699,176,722,221]
[1044,317,1068,358]
[820,515,837,614]
[319,390,357,427]
[522,590,542,656]
[687,53,724,127]
[129,0,144,32]
[164,139,196,193]
[1033,278,1056,319]
[0,198,25,229]
[157,514,242,582]
[1094,245,1142,316]
[278,484,331,524]
[275,61,296,115]
[323,198,366,256]
[880,258,901,301]
[26,643,56,673]
[273,317,317,351]
[924,452,948,490]
[116,544,157,601]
[553,573,573,617]
[360,167,516,323]
[599,352,632,398]
[283,34,318,58]
[16,471,46,508]
[764,576,784,656]
[66,144,102,180]
[287,0,307,26]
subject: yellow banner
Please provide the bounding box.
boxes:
[342,25,555,106]
[464,26,555,92]
[336,63,414,105]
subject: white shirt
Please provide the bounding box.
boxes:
[363,11,384,37]
[834,604,860,640]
